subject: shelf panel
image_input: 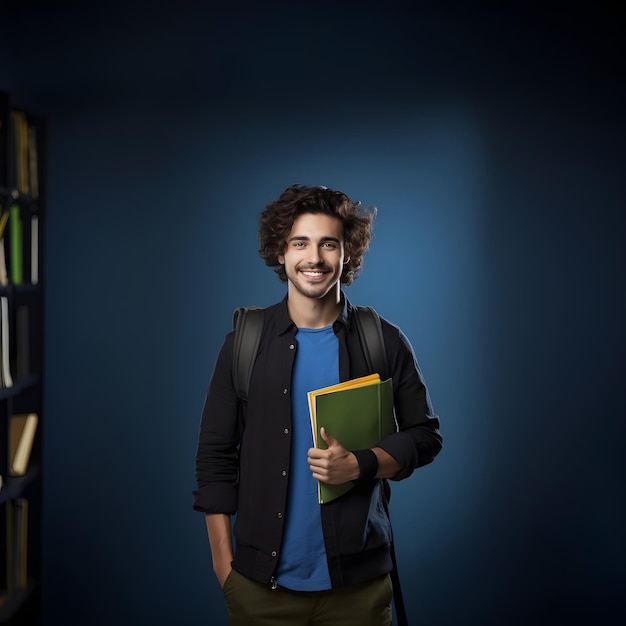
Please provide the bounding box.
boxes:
[0,467,40,505]
[0,581,36,622]
[0,375,40,401]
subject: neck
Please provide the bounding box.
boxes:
[286,287,342,329]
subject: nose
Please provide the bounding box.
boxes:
[307,246,322,265]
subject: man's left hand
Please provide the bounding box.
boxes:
[307,427,360,484]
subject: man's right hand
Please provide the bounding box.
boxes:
[205,513,234,589]
[214,559,233,589]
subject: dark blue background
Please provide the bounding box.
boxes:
[1,1,624,624]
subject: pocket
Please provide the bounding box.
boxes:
[221,568,235,594]
[368,573,393,609]
[382,573,393,606]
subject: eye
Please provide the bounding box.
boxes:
[322,242,337,249]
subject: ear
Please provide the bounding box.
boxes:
[278,253,285,265]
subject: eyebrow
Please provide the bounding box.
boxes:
[287,235,341,244]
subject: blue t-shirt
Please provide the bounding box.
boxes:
[274,325,338,591]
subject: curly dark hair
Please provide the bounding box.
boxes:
[258,184,377,286]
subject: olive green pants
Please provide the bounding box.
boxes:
[223,569,393,626]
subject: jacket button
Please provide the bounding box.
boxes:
[283,428,289,435]
[271,551,277,557]
[282,388,288,395]
[289,344,295,350]
[277,512,283,519]
[281,470,287,477]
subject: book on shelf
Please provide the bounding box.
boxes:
[0,296,12,388]
[27,126,38,200]
[8,204,23,285]
[3,104,40,199]
[9,111,29,197]
[0,239,7,288]
[308,374,395,504]
[8,413,38,477]
[16,305,30,379]
[2,498,29,598]
[15,499,29,590]
[0,203,39,287]
[0,206,8,238]
[0,205,8,287]
[0,92,8,190]
[1,92,40,196]
[30,214,39,285]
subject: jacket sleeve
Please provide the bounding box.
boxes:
[193,332,241,513]
[377,323,443,480]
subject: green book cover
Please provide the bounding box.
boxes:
[309,376,395,504]
[9,204,23,285]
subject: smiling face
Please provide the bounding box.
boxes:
[278,212,345,305]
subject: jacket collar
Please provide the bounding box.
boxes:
[276,292,352,335]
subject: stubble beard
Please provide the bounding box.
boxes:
[287,263,341,301]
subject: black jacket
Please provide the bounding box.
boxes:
[194,295,442,588]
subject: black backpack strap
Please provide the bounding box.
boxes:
[232,306,265,403]
[382,493,409,626]
[354,306,407,625]
[353,305,389,380]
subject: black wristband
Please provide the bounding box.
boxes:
[353,449,378,481]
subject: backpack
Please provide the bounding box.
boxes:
[231,304,409,626]
[232,305,388,403]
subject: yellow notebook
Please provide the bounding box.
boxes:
[308,374,395,503]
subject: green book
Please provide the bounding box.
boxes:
[9,203,23,285]
[309,375,395,504]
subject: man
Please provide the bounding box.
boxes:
[194,184,442,625]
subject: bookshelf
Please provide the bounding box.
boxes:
[0,91,45,625]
